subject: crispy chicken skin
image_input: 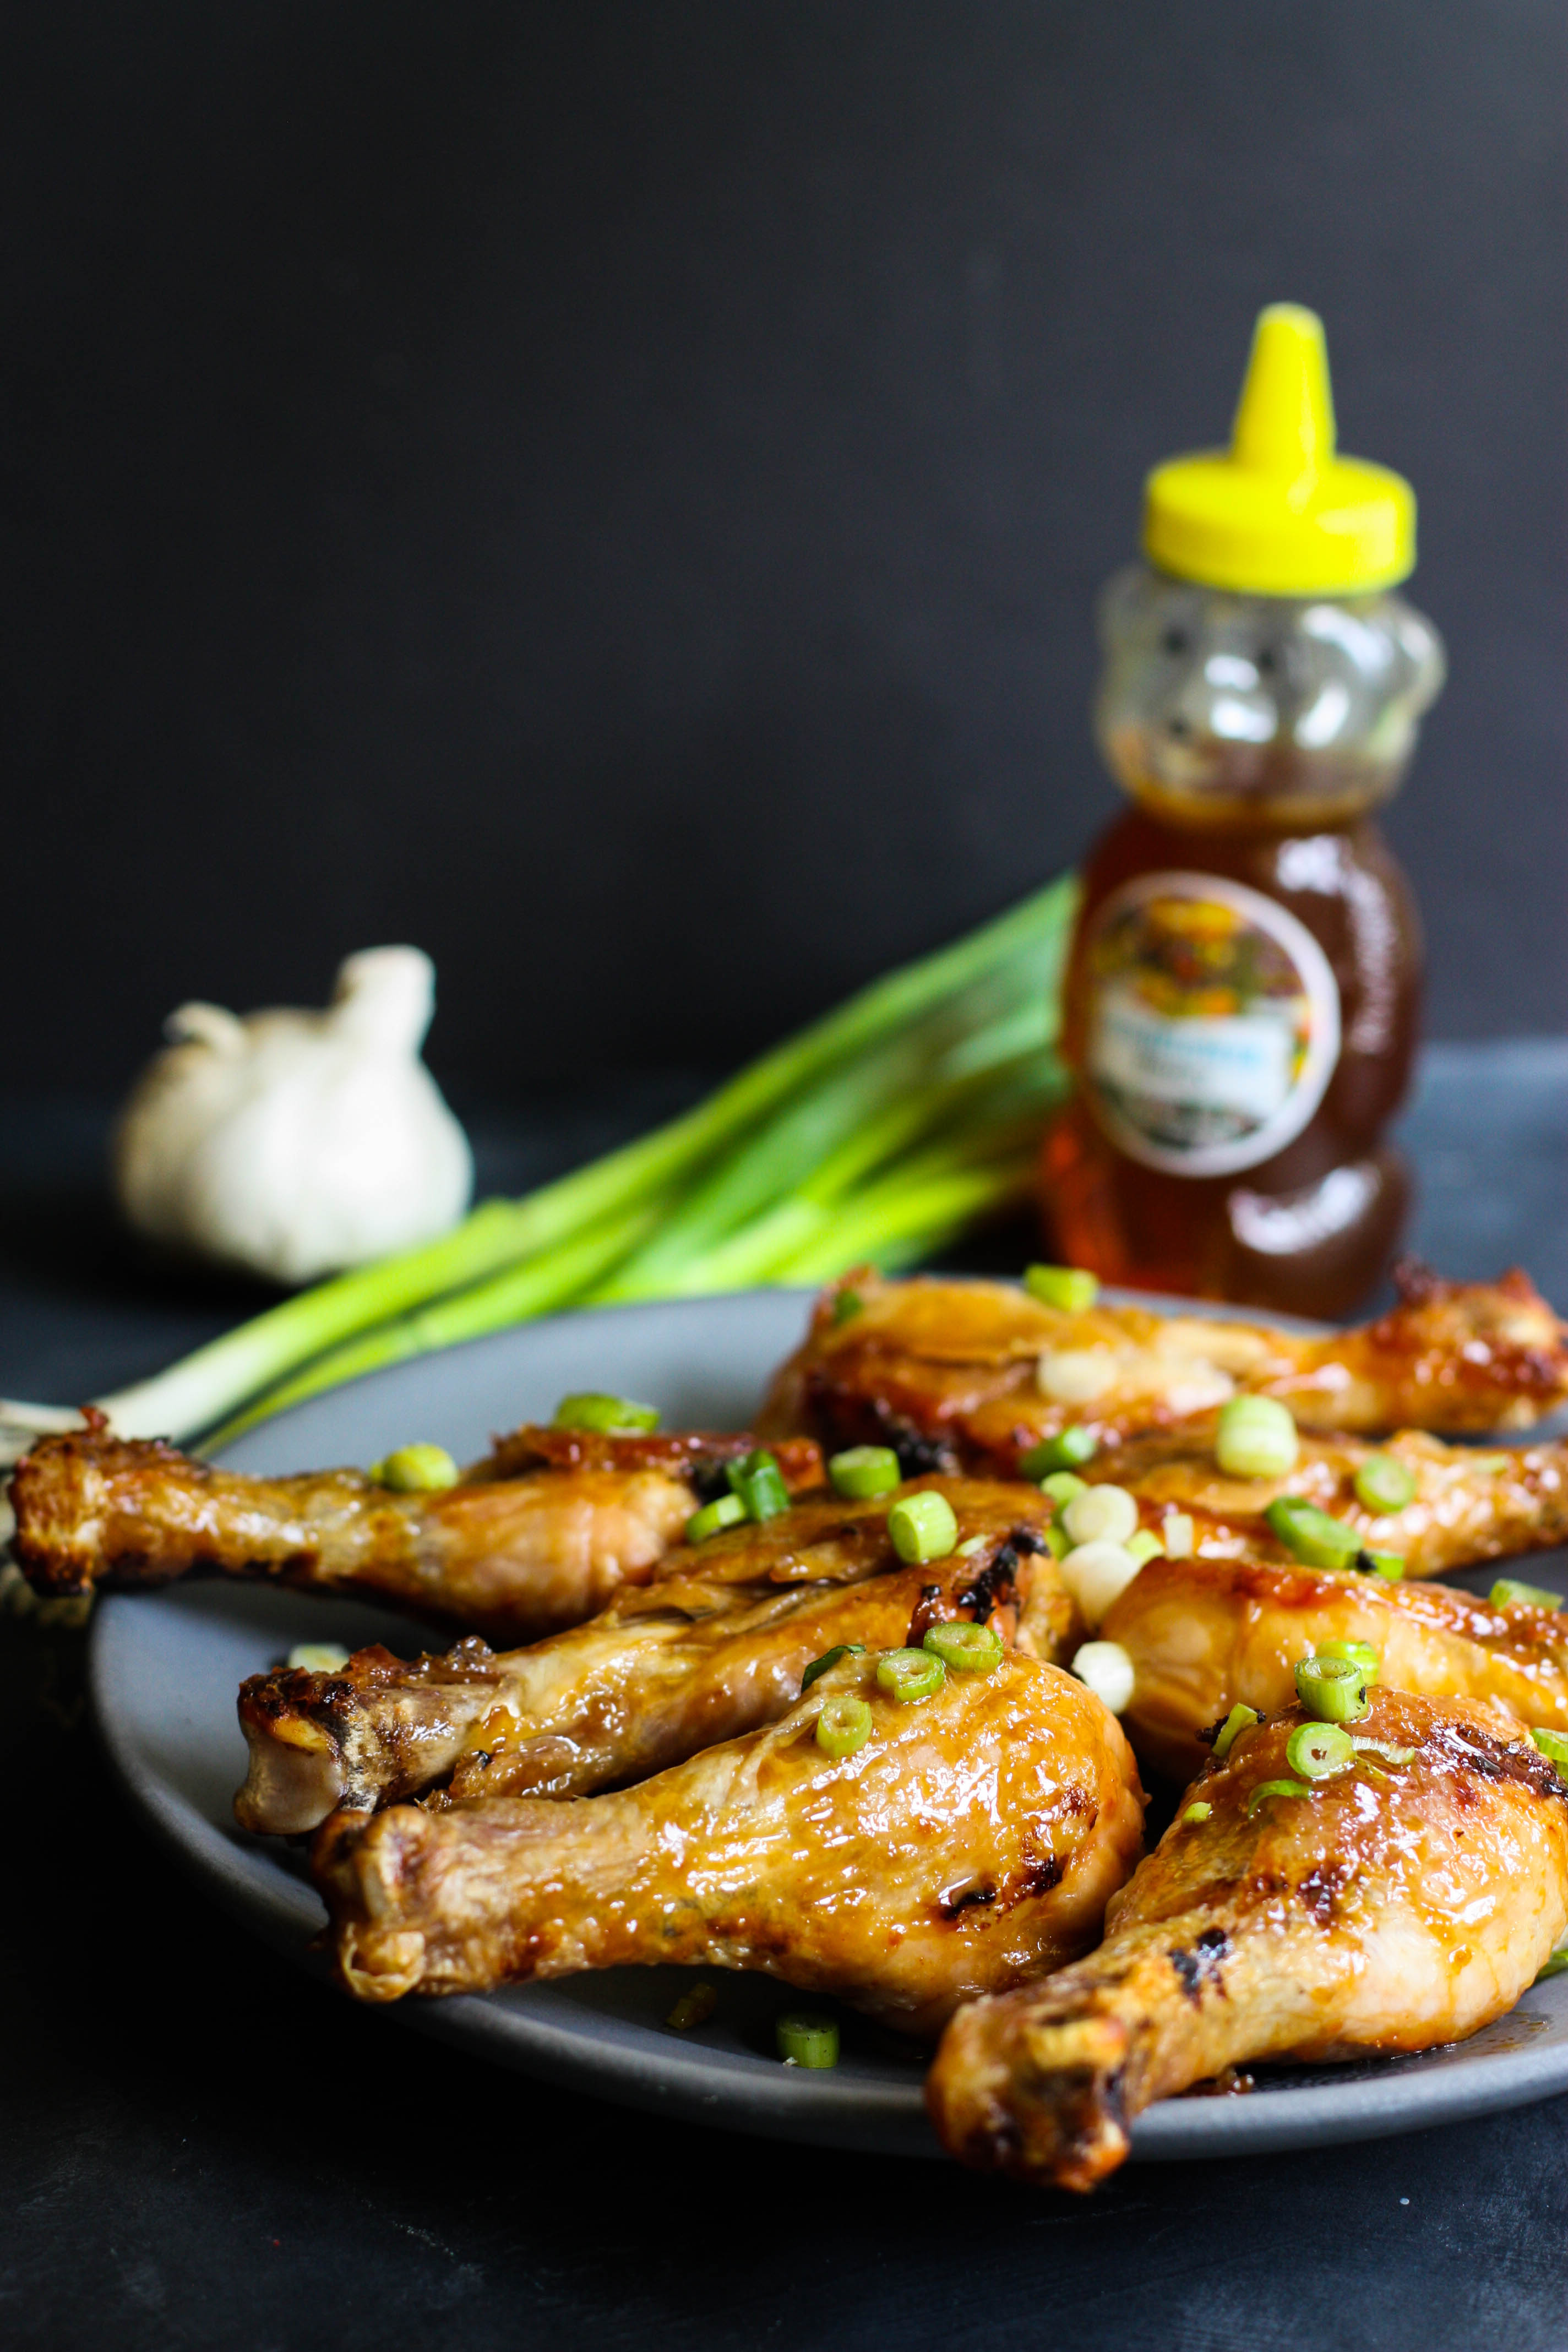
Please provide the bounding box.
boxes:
[927,1691,1568,2190]
[313,1649,1146,2036]
[235,1479,1074,1835]
[1082,1418,1568,1582]
[760,1263,1568,1471]
[9,1412,821,1645]
[1105,1554,1568,1781]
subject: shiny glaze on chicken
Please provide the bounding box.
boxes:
[313,1649,1146,2037]
[9,1413,821,1644]
[235,1479,1073,1834]
[927,1690,1568,2190]
[1105,1552,1568,1781]
[760,1264,1568,1473]
[1084,1418,1568,1581]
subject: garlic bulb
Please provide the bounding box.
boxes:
[113,946,473,1286]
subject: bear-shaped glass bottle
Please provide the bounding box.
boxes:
[1041,307,1445,1316]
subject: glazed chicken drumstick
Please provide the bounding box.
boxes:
[1071,1417,1568,1582]
[760,1264,1568,1473]
[1103,1552,1568,1781]
[927,1690,1568,2190]
[313,1648,1146,2037]
[9,1415,821,1645]
[236,1479,1073,1834]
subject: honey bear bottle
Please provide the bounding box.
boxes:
[1041,305,1445,1316]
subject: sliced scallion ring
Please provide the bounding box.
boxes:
[372,1442,460,1492]
[1316,1637,1380,1683]
[1353,1452,1417,1514]
[686,1493,747,1543]
[827,1445,901,1500]
[1040,1470,1088,1507]
[1183,1800,1212,1825]
[552,1392,661,1434]
[1214,1395,1299,1480]
[887,1490,959,1564]
[922,1621,1004,1674]
[1211,1702,1259,1762]
[1266,1496,1362,1569]
[1285,1721,1354,1779]
[1018,1427,1097,1479]
[775,2011,840,2067]
[1023,1263,1100,1312]
[815,1694,874,1758]
[726,1447,791,1522]
[1061,1483,1138,1549]
[1531,1727,1568,1773]
[1246,1777,1310,1816]
[1493,1578,1566,1613]
[876,1647,946,1702]
[1294,1653,1370,1724]
[1351,1735,1416,1764]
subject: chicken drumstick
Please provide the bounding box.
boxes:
[927,1690,1568,2190]
[314,1647,1145,2038]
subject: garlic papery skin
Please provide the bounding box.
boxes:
[113,946,473,1286]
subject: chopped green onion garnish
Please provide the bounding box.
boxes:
[1493,1578,1566,1613]
[1316,1637,1380,1683]
[776,2011,840,2067]
[1351,1735,1415,1764]
[287,1641,351,1674]
[686,1493,747,1543]
[1126,1528,1165,1567]
[1019,1427,1098,1479]
[827,1445,902,1499]
[1360,1550,1406,1581]
[801,1643,867,1691]
[666,1981,718,2030]
[876,1647,946,1702]
[1266,1496,1362,1569]
[1353,1453,1417,1514]
[1071,1638,1135,1713]
[1285,1721,1354,1779]
[831,1288,864,1325]
[552,1392,661,1434]
[726,1447,791,1522]
[1247,1777,1310,1816]
[1534,1946,1568,1984]
[1294,1653,1370,1723]
[888,1490,959,1564]
[372,1442,460,1493]
[1024,1264,1101,1313]
[1214,1395,1299,1480]
[956,1535,987,1556]
[1162,1510,1195,1559]
[1041,1470,1088,1507]
[1183,1800,1212,1825]
[1531,1727,1568,1773]
[1212,1702,1259,1761]
[815,1694,874,1757]
[1042,1521,1071,1560]
[1060,1482,1138,1549]
[922,1621,1004,1674]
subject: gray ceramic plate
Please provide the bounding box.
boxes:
[89,1287,1568,2162]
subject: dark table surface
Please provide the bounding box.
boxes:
[6,1043,1568,2352]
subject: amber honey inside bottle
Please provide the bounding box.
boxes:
[1041,307,1445,1318]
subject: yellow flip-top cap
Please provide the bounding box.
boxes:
[1142,305,1415,595]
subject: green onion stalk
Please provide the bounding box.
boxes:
[0,875,1074,1456]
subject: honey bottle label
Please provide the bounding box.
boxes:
[1081,872,1341,1177]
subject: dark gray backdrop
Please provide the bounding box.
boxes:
[3,1,1563,1098]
